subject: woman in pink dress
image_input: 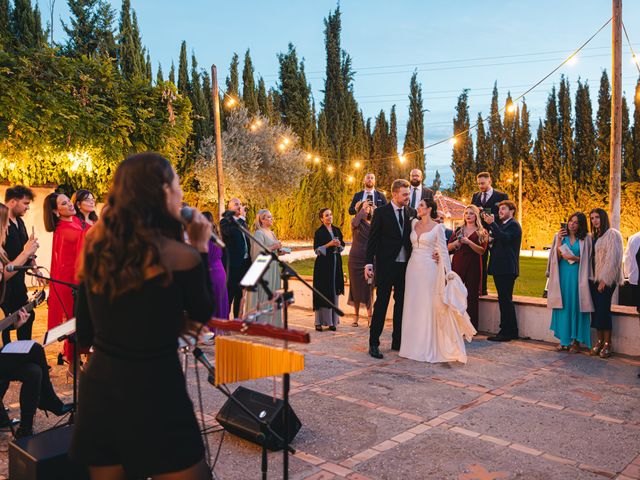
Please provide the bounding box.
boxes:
[44,193,85,373]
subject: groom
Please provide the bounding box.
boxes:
[365,179,414,359]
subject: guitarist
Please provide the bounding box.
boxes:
[0,203,72,437]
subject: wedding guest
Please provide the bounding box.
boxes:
[448,205,488,329]
[1,186,39,346]
[623,229,640,310]
[313,208,345,331]
[71,189,98,230]
[471,172,508,295]
[588,208,624,358]
[408,169,434,209]
[348,173,387,215]
[546,212,593,352]
[202,211,229,319]
[44,192,85,375]
[348,201,375,327]
[220,198,251,318]
[484,200,521,342]
[244,209,283,325]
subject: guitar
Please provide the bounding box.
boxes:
[0,290,46,332]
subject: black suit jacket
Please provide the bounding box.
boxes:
[488,219,522,277]
[220,216,250,270]
[365,203,415,271]
[471,189,508,218]
[348,190,388,215]
[408,185,434,209]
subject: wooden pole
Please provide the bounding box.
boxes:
[518,157,523,226]
[610,0,622,230]
[211,65,225,219]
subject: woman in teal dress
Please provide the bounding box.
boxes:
[546,212,594,352]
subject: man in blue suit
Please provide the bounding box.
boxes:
[483,200,522,342]
[348,173,387,215]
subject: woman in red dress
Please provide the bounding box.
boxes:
[448,205,489,330]
[44,193,85,372]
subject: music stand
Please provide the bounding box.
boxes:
[42,318,77,424]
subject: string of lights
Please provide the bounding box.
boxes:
[220,16,629,182]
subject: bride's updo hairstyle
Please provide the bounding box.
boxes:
[420,198,438,219]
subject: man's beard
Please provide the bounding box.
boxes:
[410,180,421,187]
[364,183,374,189]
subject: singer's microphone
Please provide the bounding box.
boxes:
[221,210,236,219]
[180,206,226,249]
[192,347,215,385]
[6,264,40,272]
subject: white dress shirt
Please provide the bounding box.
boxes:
[391,201,408,262]
[624,231,640,285]
[361,188,377,204]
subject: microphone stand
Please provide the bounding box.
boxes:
[223,215,343,480]
[27,271,79,424]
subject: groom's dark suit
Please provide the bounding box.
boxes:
[366,202,415,350]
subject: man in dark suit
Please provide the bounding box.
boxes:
[220,198,251,318]
[471,172,509,295]
[408,169,434,210]
[364,179,414,359]
[348,172,387,215]
[483,200,522,342]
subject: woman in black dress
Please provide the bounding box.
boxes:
[71,153,214,479]
[313,208,345,332]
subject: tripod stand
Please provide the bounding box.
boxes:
[222,214,343,479]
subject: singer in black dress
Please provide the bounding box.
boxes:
[70,153,215,480]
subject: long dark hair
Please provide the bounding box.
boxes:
[78,153,183,299]
[202,211,220,236]
[72,189,98,225]
[43,193,61,232]
[568,212,588,240]
[589,208,610,240]
[420,198,438,219]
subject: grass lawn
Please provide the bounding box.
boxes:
[289,255,548,298]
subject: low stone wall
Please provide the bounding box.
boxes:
[479,295,639,356]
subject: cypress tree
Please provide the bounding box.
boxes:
[503,92,518,179]
[371,110,391,189]
[541,87,561,196]
[145,51,152,82]
[225,53,239,98]
[177,40,189,94]
[0,0,10,49]
[403,72,425,171]
[63,0,100,56]
[257,76,268,116]
[517,99,532,182]
[475,113,490,173]
[95,0,116,57]
[242,49,259,115]
[32,3,45,47]
[488,82,504,177]
[621,95,632,181]
[451,90,475,196]
[276,43,314,148]
[117,0,142,79]
[156,63,163,84]
[168,61,175,84]
[388,105,399,178]
[190,53,210,145]
[11,0,40,49]
[202,71,214,124]
[430,170,442,191]
[630,79,640,182]
[557,76,574,201]
[573,79,596,188]
[595,70,611,192]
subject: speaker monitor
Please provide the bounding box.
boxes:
[9,425,88,480]
[216,386,301,451]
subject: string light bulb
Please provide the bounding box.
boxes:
[278,143,286,151]
[567,55,578,66]
[327,165,334,173]
[314,157,320,164]
[398,155,406,164]
[282,137,290,145]
[506,103,517,114]
[226,97,236,107]
[450,137,458,145]
[347,175,354,183]
[306,153,312,160]
[354,161,362,169]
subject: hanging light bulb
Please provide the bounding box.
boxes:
[306,153,312,160]
[398,155,406,164]
[354,160,362,169]
[450,137,458,145]
[314,157,321,164]
[347,175,354,183]
[506,103,517,114]
[327,165,334,173]
[567,54,578,66]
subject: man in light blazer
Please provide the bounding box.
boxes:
[348,173,387,215]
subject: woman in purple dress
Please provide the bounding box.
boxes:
[203,212,229,318]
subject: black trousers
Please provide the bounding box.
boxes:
[481,250,489,295]
[0,343,62,427]
[1,308,35,346]
[227,260,251,319]
[369,262,407,349]
[493,274,518,338]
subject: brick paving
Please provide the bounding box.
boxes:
[0,301,638,479]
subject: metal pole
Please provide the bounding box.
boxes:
[211,65,226,219]
[518,157,523,226]
[609,0,622,230]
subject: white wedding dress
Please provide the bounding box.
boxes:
[399,221,477,364]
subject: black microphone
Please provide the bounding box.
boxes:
[192,347,215,385]
[6,264,41,272]
[180,206,226,249]
[221,210,236,219]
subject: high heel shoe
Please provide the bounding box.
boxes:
[41,402,74,417]
[599,342,612,358]
[590,340,603,356]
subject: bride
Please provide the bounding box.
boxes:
[399,198,476,363]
